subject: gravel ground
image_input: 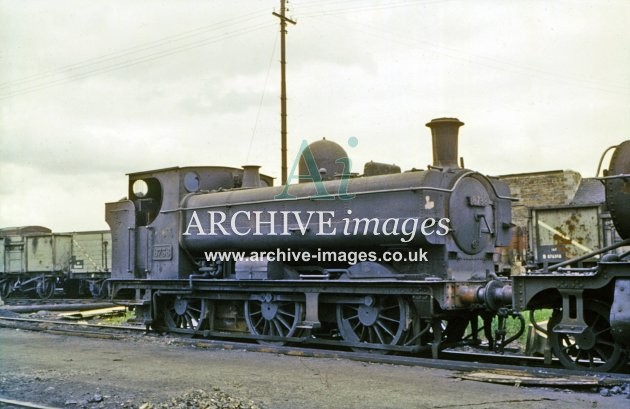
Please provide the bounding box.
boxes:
[0,327,628,409]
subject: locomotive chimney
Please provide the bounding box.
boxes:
[241,165,261,188]
[426,117,464,168]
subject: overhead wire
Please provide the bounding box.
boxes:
[0,9,274,100]
[2,1,627,100]
[246,32,279,163]
[294,0,454,16]
[0,0,438,99]
[0,9,270,90]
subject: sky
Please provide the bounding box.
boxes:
[1,0,629,231]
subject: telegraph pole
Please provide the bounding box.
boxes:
[273,0,296,185]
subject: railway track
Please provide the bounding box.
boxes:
[1,312,628,390]
[3,297,108,304]
[0,397,62,409]
[2,297,113,307]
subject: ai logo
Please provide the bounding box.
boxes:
[274,137,358,201]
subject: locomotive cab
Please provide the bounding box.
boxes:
[106,166,274,281]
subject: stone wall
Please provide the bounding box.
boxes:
[498,170,582,230]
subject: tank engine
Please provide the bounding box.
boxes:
[106,118,630,371]
[107,118,516,354]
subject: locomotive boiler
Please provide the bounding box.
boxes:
[179,117,513,282]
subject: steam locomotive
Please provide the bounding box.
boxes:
[106,118,630,372]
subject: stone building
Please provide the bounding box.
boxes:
[498,170,582,229]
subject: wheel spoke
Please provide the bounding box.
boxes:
[377,320,396,338]
[278,310,296,318]
[276,319,285,336]
[373,325,386,344]
[594,346,609,360]
[597,339,616,347]
[593,327,610,336]
[276,315,291,331]
[378,315,400,323]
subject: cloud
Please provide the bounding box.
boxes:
[0,163,117,230]
[0,0,629,233]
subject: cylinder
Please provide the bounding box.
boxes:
[425,118,464,168]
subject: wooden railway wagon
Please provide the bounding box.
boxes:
[528,203,625,268]
[0,226,111,298]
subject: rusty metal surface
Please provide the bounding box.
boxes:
[530,205,601,263]
[426,117,464,168]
